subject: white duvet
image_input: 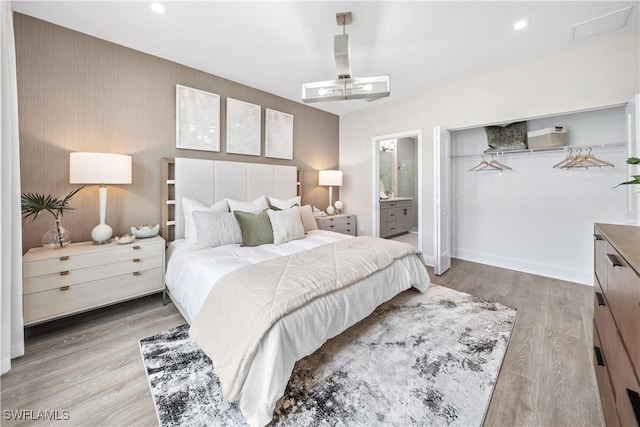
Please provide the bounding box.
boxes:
[165,230,430,426]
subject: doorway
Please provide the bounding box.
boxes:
[372,129,423,254]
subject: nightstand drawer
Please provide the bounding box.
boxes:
[23,255,163,295]
[24,267,163,325]
[315,214,357,236]
[23,242,164,278]
[326,224,356,235]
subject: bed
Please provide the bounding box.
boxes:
[163,157,430,427]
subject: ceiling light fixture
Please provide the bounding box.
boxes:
[151,2,167,15]
[302,12,390,103]
[513,18,530,30]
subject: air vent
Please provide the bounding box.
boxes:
[569,6,633,41]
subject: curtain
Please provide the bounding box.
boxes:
[0,1,24,375]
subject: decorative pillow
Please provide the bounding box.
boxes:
[228,195,269,213]
[192,211,242,248]
[268,195,301,210]
[484,121,528,151]
[299,204,318,232]
[233,209,274,247]
[182,197,229,243]
[267,206,305,245]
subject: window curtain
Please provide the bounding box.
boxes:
[1,1,24,375]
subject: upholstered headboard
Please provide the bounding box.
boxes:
[167,158,298,241]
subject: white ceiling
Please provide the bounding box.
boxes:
[11,1,639,116]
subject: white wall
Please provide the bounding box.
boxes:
[451,108,627,284]
[339,31,639,282]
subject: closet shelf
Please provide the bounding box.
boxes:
[451,142,625,159]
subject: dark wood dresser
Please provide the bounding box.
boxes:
[593,223,640,426]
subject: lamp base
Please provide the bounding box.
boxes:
[91,223,113,244]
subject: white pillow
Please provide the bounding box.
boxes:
[228,195,269,213]
[192,211,242,247]
[267,206,305,245]
[299,204,318,232]
[182,197,229,243]
[269,195,301,210]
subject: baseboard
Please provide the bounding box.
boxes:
[452,249,593,285]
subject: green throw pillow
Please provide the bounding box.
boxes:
[233,209,274,247]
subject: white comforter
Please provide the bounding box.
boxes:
[165,230,430,426]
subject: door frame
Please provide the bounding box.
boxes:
[371,129,423,255]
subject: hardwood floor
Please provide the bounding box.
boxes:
[1,259,603,426]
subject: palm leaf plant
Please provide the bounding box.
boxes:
[614,157,640,188]
[21,186,84,248]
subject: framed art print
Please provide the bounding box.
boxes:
[226,98,261,156]
[265,109,293,160]
[176,85,220,152]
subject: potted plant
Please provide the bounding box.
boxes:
[21,187,84,249]
[615,157,640,187]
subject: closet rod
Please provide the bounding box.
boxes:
[451,142,625,159]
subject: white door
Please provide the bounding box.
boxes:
[434,126,451,275]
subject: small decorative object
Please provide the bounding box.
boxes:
[115,234,136,244]
[334,200,343,214]
[176,85,221,152]
[21,186,84,249]
[131,224,160,238]
[226,98,261,156]
[614,157,640,187]
[326,206,335,215]
[265,109,294,160]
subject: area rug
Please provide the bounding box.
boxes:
[139,284,516,427]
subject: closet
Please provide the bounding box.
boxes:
[449,104,631,284]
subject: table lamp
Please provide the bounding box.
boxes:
[318,169,342,211]
[70,152,132,244]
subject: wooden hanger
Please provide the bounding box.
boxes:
[553,148,575,168]
[584,148,615,167]
[554,147,615,169]
[469,154,511,172]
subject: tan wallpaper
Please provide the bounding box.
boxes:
[14,13,339,253]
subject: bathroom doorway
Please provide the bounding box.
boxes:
[372,129,423,253]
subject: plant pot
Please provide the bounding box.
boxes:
[42,218,70,249]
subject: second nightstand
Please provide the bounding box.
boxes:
[315,214,357,236]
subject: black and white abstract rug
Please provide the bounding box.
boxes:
[139,284,517,427]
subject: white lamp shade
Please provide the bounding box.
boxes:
[70,152,132,184]
[318,170,343,187]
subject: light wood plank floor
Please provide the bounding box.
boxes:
[1,259,602,426]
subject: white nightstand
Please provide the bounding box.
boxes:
[22,236,165,326]
[315,214,357,236]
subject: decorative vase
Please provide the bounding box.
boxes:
[42,218,71,249]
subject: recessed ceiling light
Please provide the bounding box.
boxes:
[513,18,530,30]
[151,2,167,15]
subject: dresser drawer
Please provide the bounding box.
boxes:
[594,231,608,291]
[23,242,164,278]
[594,321,621,427]
[24,267,163,325]
[595,291,619,382]
[23,255,163,295]
[607,323,640,427]
[606,248,640,379]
